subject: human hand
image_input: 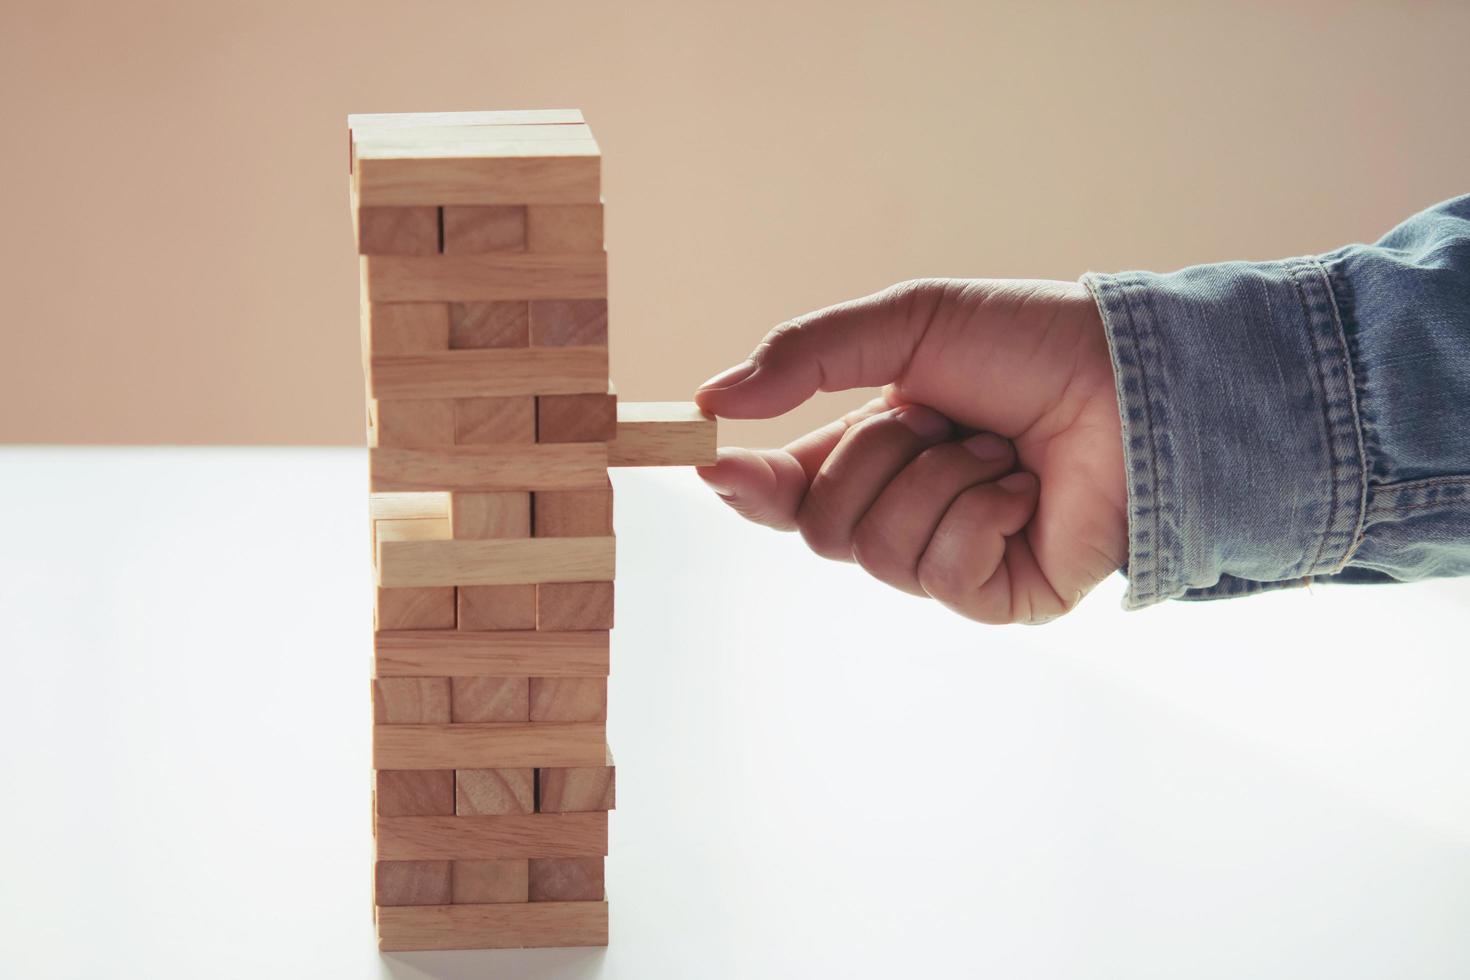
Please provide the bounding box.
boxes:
[694,279,1128,624]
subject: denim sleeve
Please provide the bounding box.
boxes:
[1081,194,1470,608]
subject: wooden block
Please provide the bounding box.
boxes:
[526,205,603,253]
[539,755,615,813]
[376,901,608,951]
[450,492,531,539]
[358,206,439,255]
[451,859,529,904]
[537,582,614,632]
[534,485,613,538]
[450,676,529,722]
[373,677,451,724]
[374,517,452,543]
[537,392,616,444]
[355,151,600,208]
[356,125,596,160]
[362,253,605,302]
[456,768,535,815]
[375,630,609,678]
[370,443,609,493]
[442,206,526,254]
[376,812,607,861]
[377,535,615,588]
[529,858,604,902]
[376,769,455,817]
[365,303,450,354]
[373,399,454,448]
[454,397,535,445]
[376,586,455,631]
[449,302,528,349]
[529,677,607,723]
[528,300,607,347]
[369,347,608,399]
[375,861,452,906]
[370,492,450,520]
[374,722,606,770]
[457,585,536,631]
[608,401,717,466]
[349,108,586,131]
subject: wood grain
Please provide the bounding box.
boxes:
[376,769,455,817]
[375,630,609,678]
[455,768,535,815]
[370,492,450,521]
[456,585,536,631]
[607,401,717,466]
[450,676,529,722]
[451,859,530,905]
[529,677,607,723]
[374,517,451,543]
[373,399,455,448]
[453,397,535,445]
[369,347,608,399]
[450,492,531,539]
[373,677,451,724]
[529,858,604,902]
[364,303,450,354]
[376,900,608,951]
[538,756,615,814]
[363,253,605,302]
[526,205,603,252]
[377,536,615,588]
[528,299,608,347]
[375,861,451,906]
[537,392,616,444]
[373,722,607,769]
[357,207,439,255]
[370,443,609,494]
[375,586,456,631]
[442,206,526,254]
[376,812,607,861]
[536,581,614,631]
[448,301,528,349]
[349,108,585,130]
[533,485,613,537]
[356,152,600,208]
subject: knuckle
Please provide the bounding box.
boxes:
[750,319,804,367]
[795,495,852,562]
[915,551,965,604]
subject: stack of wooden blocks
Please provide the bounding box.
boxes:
[350,108,715,951]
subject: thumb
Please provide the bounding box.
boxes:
[694,281,937,420]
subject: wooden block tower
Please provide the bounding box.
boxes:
[349,109,715,951]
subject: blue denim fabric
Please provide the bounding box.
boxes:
[1082,195,1470,608]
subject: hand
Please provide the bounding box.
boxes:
[694,279,1128,624]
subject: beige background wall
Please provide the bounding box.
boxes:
[2,1,1467,447]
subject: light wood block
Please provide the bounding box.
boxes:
[376,861,451,906]
[538,755,615,814]
[375,630,609,678]
[370,492,450,521]
[355,125,596,159]
[454,397,535,445]
[450,676,529,722]
[355,151,600,208]
[376,586,455,630]
[537,581,614,632]
[370,443,609,493]
[373,722,607,769]
[369,347,608,399]
[357,206,439,255]
[373,399,454,448]
[529,858,604,902]
[349,108,585,130]
[442,206,526,254]
[457,585,536,631]
[529,677,607,723]
[374,517,452,543]
[450,492,531,539]
[376,769,455,817]
[533,485,613,538]
[365,303,450,354]
[451,860,529,904]
[376,812,608,861]
[449,302,528,349]
[537,392,616,444]
[377,536,615,588]
[363,253,605,301]
[376,901,608,951]
[526,205,603,253]
[608,401,716,466]
[528,300,608,347]
[373,677,451,724]
[456,768,535,815]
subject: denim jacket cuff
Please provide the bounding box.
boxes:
[1081,260,1367,608]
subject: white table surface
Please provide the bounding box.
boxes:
[1,447,1468,979]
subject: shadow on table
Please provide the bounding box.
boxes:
[379,948,607,979]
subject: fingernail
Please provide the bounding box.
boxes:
[962,432,1011,461]
[698,360,756,391]
[998,471,1036,493]
[895,406,949,440]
